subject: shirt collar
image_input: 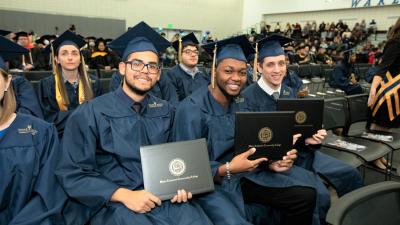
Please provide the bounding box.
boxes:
[257,76,281,96]
[179,63,199,77]
[115,86,149,110]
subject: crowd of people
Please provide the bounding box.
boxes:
[247,19,384,66]
[0,16,399,225]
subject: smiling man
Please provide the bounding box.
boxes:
[167,33,210,101]
[55,21,212,225]
[242,34,364,223]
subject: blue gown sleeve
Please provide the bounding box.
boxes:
[9,125,66,225]
[172,101,222,177]
[109,72,122,92]
[55,104,120,211]
[91,76,104,97]
[331,66,349,89]
[13,76,44,119]
[159,73,179,107]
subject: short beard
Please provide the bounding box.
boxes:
[124,79,150,96]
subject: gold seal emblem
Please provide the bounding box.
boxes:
[168,158,186,177]
[295,111,307,124]
[258,127,273,143]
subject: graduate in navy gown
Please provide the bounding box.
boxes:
[55,21,212,225]
[241,34,363,205]
[329,49,363,95]
[37,30,103,138]
[282,55,303,95]
[172,35,329,225]
[166,33,210,101]
[109,69,179,107]
[12,75,44,118]
[0,34,66,225]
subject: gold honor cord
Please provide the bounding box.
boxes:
[91,51,108,58]
[371,72,400,121]
[80,53,91,104]
[253,42,258,82]
[211,44,217,89]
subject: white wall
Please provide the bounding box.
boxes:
[0,0,244,39]
[242,0,400,30]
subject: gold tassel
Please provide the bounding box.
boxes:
[80,53,92,104]
[211,44,217,89]
[253,42,258,82]
[178,38,182,63]
[52,44,68,111]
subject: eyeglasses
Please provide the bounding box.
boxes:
[125,60,160,74]
[182,49,199,56]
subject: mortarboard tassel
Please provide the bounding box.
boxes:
[79,53,93,104]
[178,38,182,63]
[211,44,217,89]
[253,42,258,82]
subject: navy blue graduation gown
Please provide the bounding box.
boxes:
[37,74,103,138]
[283,70,303,94]
[172,87,330,225]
[12,75,44,119]
[109,71,179,107]
[330,62,363,95]
[55,87,211,225]
[241,82,364,197]
[0,113,66,225]
[166,65,209,101]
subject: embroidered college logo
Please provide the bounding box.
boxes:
[148,101,163,108]
[258,127,273,143]
[169,158,186,177]
[295,111,307,124]
[18,124,38,135]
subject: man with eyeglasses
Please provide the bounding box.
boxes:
[167,33,210,101]
[56,21,212,225]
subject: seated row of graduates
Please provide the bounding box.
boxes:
[0,21,364,225]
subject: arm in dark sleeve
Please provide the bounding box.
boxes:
[13,76,44,119]
[109,72,122,92]
[55,104,120,210]
[172,101,222,178]
[376,40,400,77]
[159,73,179,107]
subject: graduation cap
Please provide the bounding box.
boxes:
[109,21,170,61]
[0,35,29,71]
[257,34,293,60]
[43,30,86,54]
[0,30,11,36]
[202,35,255,88]
[35,35,56,45]
[171,32,199,55]
[13,31,28,41]
[86,36,96,41]
[172,32,200,63]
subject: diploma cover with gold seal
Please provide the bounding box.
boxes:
[235,112,294,160]
[277,99,324,138]
[140,139,214,200]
